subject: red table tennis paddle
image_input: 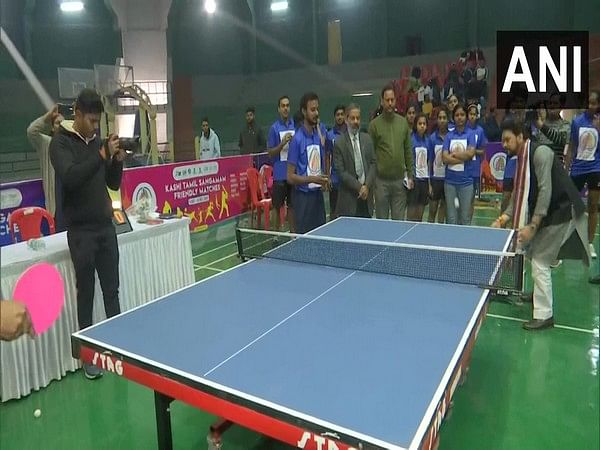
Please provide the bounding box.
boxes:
[13,263,65,335]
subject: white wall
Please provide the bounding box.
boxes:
[110,0,171,81]
[121,31,168,81]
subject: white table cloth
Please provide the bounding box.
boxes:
[0,218,194,401]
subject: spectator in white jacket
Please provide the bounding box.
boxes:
[198,117,221,160]
[27,105,64,217]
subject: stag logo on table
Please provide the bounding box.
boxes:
[297,431,358,450]
[132,182,157,211]
[173,162,220,181]
[496,31,588,110]
[92,352,123,376]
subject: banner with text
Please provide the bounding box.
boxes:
[0,179,46,246]
[121,155,254,232]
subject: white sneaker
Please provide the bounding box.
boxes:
[590,243,597,259]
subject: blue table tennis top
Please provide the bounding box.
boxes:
[76,218,512,449]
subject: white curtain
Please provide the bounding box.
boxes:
[1,219,194,401]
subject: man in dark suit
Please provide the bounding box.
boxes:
[333,104,377,217]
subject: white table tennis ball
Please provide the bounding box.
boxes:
[454,198,460,208]
[34,409,41,418]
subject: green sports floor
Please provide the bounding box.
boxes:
[1,204,598,450]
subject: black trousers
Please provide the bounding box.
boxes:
[67,224,120,329]
[356,199,370,218]
[329,187,338,217]
[294,190,326,234]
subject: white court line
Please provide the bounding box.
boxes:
[395,222,420,241]
[193,240,237,260]
[408,225,514,450]
[200,220,347,268]
[200,238,271,268]
[202,251,240,267]
[347,215,511,232]
[195,266,223,273]
[75,331,405,450]
[204,221,419,378]
[194,218,344,270]
[487,313,596,335]
[75,259,260,334]
[203,272,357,377]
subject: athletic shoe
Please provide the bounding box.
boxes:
[83,363,103,380]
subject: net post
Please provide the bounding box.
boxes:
[515,253,525,293]
[235,228,246,262]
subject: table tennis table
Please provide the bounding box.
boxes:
[72,217,517,450]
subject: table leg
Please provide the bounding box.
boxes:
[207,419,232,449]
[154,391,174,450]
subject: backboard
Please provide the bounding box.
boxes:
[94,64,134,97]
[57,67,95,99]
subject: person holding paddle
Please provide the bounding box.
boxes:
[492,118,589,330]
[0,300,33,341]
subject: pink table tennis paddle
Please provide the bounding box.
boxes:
[13,263,65,335]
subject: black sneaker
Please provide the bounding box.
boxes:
[519,292,533,303]
[83,363,103,380]
[523,317,554,330]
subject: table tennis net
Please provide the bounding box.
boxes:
[236,228,524,291]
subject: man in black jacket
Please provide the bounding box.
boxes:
[50,89,124,379]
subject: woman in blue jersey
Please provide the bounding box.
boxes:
[442,104,477,224]
[566,90,600,258]
[407,113,434,221]
[467,103,488,216]
[428,106,449,223]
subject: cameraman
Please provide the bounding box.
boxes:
[49,89,125,379]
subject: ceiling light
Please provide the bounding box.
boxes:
[60,1,84,12]
[271,1,288,12]
[204,0,216,14]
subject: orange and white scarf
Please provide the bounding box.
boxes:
[511,139,531,230]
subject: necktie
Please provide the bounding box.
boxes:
[353,134,365,184]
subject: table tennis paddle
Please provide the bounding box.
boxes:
[13,263,65,335]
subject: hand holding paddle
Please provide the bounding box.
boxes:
[12,263,65,336]
[0,300,33,341]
